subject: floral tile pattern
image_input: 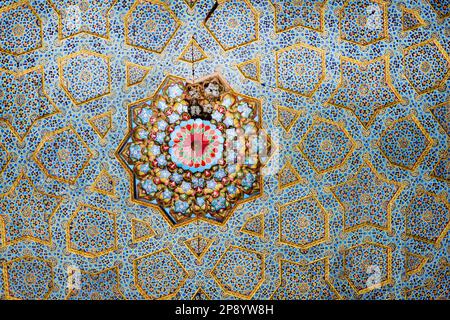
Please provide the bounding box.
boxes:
[0,0,449,300]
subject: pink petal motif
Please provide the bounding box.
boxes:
[169,119,224,173]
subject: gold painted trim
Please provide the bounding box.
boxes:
[236,57,261,83]
[327,54,403,129]
[430,149,449,183]
[429,100,450,138]
[402,37,450,96]
[0,171,63,248]
[133,248,189,300]
[58,49,112,106]
[211,245,265,299]
[405,190,450,248]
[191,287,211,300]
[343,241,393,295]
[178,38,208,64]
[0,142,12,176]
[3,255,54,300]
[87,110,113,140]
[239,211,265,239]
[338,0,389,46]
[378,113,434,172]
[276,105,303,134]
[0,0,43,56]
[32,125,93,185]
[296,116,356,174]
[184,235,214,261]
[278,193,330,250]
[89,168,117,197]
[124,0,182,54]
[114,73,266,229]
[65,266,126,300]
[125,61,153,87]
[269,0,327,34]
[46,0,117,41]
[271,257,342,300]
[404,250,428,277]
[400,5,426,32]
[202,0,260,52]
[131,218,156,244]
[329,157,405,234]
[277,158,304,190]
[425,0,450,19]
[0,65,60,142]
[275,42,326,98]
[66,203,118,258]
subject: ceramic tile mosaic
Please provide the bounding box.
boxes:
[0,0,449,300]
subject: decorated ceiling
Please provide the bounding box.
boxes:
[0,0,449,300]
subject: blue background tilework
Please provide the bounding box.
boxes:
[0,0,449,300]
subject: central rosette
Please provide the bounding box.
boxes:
[117,74,271,226]
[169,119,224,172]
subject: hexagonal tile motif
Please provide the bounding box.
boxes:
[275,42,325,97]
[3,256,53,300]
[405,191,450,247]
[211,245,264,299]
[203,0,259,51]
[124,0,181,54]
[297,117,355,174]
[67,203,118,258]
[47,0,117,40]
[330,158,404,233]
[32,126,93,184]
[0,0,42,55]
[133,248,188,299]
[339,0,388,46]
[403,38,450,95]
[66,266,125,300]
[0,172,63,247]
[58,49,111,105]
[379,114,433,171]
[272,258,341,300]
[343,242,392,295]
[270,0,326,33]
[327,55,403,128]
[0,66,59,142]
[116,74,268,227]
[279,194,329,249]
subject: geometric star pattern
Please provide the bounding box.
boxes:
[0,66,59,142]
[0,0,449,301]
[0,172,62,247]
[0,0,42,56]
[330,158,404,233]
[378,114,433,171]
[47,0,117,40]
[339,0,389,46]
[272,257,341,300]
[328,55,402,128]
